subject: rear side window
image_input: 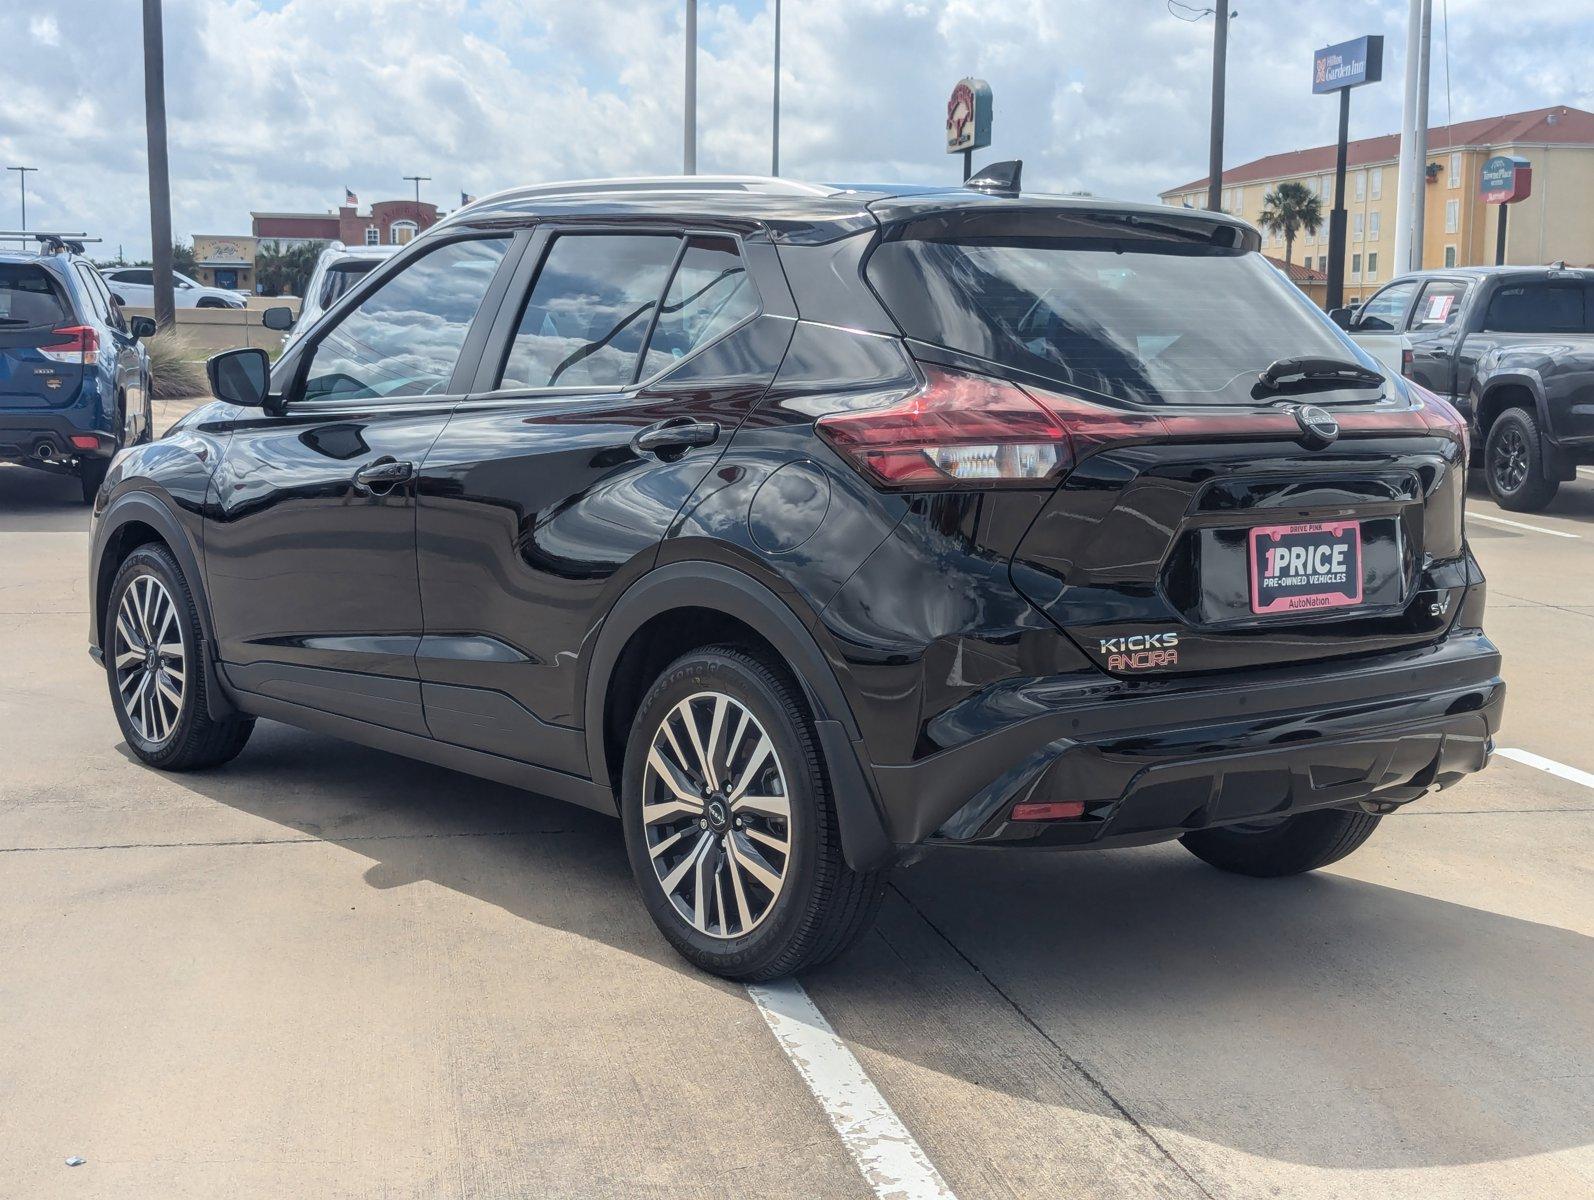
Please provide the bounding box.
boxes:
[1484,283,1585,333]
[498,234,680,390]
[0,264,69,327]
[867,216,1370,407]
[301,236,509,402]
[319,261,378,309]
[1409,280,1468,329]
[116,269,154,285]
[636,237,756,380]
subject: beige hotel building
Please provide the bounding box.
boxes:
[1161,105,1594,306]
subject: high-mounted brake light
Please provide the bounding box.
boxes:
[39,325,99,366]
[815,366,1072,488]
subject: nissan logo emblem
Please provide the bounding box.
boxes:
[1294,404,1340,448]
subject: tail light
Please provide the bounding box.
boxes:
[39,325,99,366]
[1410,380,1469,462]
[1401,346,1415,377]
[815,366,1071,488]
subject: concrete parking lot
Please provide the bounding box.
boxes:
[1,401,1590,1199]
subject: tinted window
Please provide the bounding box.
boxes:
[319,261,379,309]
[301,237,508,402]
[0,263,69,326]
[497,234,679,390]
[1484,282,1585,333]
[868,221,1370,406]
[1356,281,1419,332]
[119,269,154,285]
[72,265,106,321]
[1409,280,1468,329]
[636,237,757,379]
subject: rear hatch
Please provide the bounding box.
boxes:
[861,203,1470,678]
[0,262,85,409]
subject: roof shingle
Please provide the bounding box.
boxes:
[1165,105,1594,196]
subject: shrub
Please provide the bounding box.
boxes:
[143,329,207,400]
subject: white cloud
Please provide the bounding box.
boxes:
[0,0,1589,260]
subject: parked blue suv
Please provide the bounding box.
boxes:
[0,235,154,503]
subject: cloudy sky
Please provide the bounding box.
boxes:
[3,0,1591,260]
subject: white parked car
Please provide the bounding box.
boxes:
[280,243,403,347]
[102,267,245,309]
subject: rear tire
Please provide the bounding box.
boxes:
[620,646,885,980]
[105,544,254,771]
[1485,407,1558,512]
[1179,807,1382,877]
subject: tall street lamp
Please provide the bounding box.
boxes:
[6,166,37,249]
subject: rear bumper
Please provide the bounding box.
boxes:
[0,410,115,463]
[870,629,1504,850]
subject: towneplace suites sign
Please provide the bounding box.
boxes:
[1480,155,1533,205]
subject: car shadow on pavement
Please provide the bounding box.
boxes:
[0,463,92,531]
[136,718,1592,1175]
[1468,472,1594,526]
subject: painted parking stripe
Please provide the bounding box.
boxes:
[747,978,957,1200]
[1497,747,1594,791]
[1468,511,1580,539]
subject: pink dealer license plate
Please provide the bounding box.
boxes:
[1248,521,1363,614]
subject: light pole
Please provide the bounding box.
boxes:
[142,0,176,330]
[6,166,36,248]
[684,0,698,174]
[403,174,430,204]
[1206,4,1230,211]
[771,0,781,176]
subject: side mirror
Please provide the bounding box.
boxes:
[206,347,271,409]
[129,316,157,340]
[1328,307,1354,329]
[262,305,295,331]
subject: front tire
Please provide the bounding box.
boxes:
[1485,407,1558,512]
[105,545,254,770]
[1179,807,1382,877]
[620,647,884,980]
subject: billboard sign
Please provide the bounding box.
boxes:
[946,78,992,154]
[1480,155,1533,204]
[1312,36,1384,94]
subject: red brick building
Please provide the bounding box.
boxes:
[251,199,442,249]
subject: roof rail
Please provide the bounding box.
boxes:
[0,231,103,255]
[468,175,836,208]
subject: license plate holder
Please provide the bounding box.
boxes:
[1248,521,1363,615]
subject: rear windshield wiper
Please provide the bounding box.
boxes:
[1254,356,1385,398]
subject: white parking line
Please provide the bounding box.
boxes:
[1497,747,1594,791]
[747,978,957,1200]
[1468,511,1580,538]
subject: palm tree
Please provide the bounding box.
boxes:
[1258,182,1323,267]
[255,239,327,297]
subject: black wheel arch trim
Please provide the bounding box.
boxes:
[582,560,895,871]
[90,489,239,721]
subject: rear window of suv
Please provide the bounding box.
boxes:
[0,263,69,327]
[866,210,1374,407]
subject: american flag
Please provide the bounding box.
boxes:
[344,188,357,205]
[461,191,477,205]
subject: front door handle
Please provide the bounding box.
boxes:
[352,457,415,494]
[632,419,720,459]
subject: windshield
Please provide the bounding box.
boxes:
[319,261,379,309]
[867,222,1379,407]
[0,263,69,327]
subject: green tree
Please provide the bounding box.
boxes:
[1258,181,1323,267]
[255,239,326,297]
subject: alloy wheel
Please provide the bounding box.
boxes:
[1492,425,1529,493]
[641,691,791,939]
[112,574,186,745]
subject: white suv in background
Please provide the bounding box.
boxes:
[281,243,403,347]
[102,267,246,309]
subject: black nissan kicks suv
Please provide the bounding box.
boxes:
[89,170,1503,979]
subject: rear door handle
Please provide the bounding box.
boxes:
[352,457,415,494]
[632,419,720,458]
